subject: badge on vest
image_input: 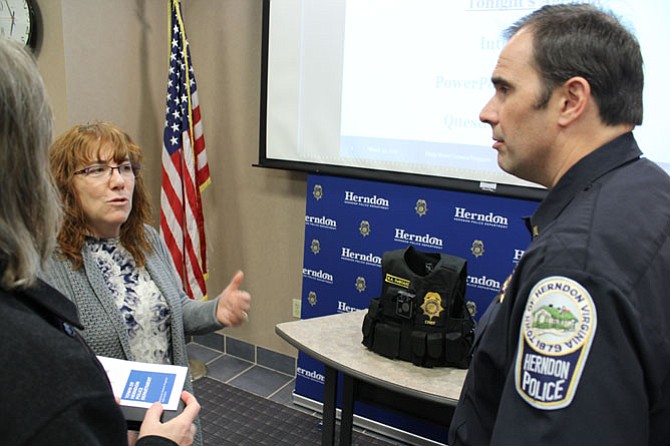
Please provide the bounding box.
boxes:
[420,292,445,325]
[515,276,597,410]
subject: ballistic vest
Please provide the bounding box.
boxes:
[362,246,474,368]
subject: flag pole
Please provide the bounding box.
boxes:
[160,0,210,379]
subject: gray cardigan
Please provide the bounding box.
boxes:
[42,225,222,444]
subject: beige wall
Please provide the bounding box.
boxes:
[34,0,305,357]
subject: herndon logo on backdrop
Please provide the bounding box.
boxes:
[344,191,390,210]
[467,274,501,292]
[302,268,334,285]
[305,214,337,230]
[338,301,364,313]
[394,228,444,249]
[297,367,325,384]
[341,247,382,267]
[454,207,509,229]
[513,249,526,263]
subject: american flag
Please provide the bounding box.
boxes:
[160,0,210,301]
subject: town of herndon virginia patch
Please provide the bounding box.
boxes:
[515,275,597,410]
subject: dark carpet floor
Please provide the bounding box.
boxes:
[194,376,401,445]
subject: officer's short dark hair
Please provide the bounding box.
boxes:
[505,4,643,126]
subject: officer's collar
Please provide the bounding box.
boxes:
[528,132,641,239]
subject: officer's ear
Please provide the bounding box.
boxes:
[556,76,590,127]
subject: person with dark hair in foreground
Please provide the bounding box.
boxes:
[0,38,199,446]
[449,4,670,445]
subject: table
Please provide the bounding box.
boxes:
[275,310,467,445]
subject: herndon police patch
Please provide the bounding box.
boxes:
[515,276,597,410]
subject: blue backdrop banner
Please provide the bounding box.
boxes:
[298,174,540,442]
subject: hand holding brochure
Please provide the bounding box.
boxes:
[97,356,188,428]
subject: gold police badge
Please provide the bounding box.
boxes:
[312,184,323,200]
[355,276,366,292]
[466,300,477,317]
[420,292,445,325]
[359,220,371,237]
[415,199,428,217]
[471,240,485,258]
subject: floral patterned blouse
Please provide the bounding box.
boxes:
[86,237,172,364]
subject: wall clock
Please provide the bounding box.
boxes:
[0,0,36,49]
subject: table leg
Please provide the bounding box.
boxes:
[322,365,338,446]
[339,374,356,446]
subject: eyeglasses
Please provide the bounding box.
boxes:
[73,162,140,180]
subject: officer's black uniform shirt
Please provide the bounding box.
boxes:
[449,132,670,445]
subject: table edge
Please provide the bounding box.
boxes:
[275,322,460,406]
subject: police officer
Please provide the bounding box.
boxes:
[449,4,670,445]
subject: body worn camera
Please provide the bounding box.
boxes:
[395,290,415,319]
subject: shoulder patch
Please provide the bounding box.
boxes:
[515,276,597,410]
